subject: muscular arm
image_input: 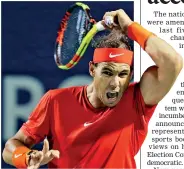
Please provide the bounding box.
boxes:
[2,130,35,165]
[140,36,183,105]
[103,9,183,105]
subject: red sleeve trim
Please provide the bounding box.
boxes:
[20,124,42,144]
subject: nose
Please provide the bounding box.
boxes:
[109,76,120,89]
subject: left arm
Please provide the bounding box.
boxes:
[103,9,183,105]
[140,35,183,105]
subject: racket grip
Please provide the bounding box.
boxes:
[96,22,106,31]
[104,16,114,27]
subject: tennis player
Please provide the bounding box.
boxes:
[3,9,183,169]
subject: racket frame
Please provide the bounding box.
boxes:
[55,2,105,70]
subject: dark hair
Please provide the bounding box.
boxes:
[92,28,132,50]
[92,28,133,72]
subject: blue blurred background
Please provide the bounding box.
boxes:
[2,1,133,168]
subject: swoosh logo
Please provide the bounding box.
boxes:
[109,53,124,58]
[84,122,93,127]
[14,154,22,158]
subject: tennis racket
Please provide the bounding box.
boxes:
[54,2,107,70]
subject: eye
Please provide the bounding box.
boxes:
[119,72,128,78]
[103,71,113,76]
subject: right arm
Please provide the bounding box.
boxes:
[2,130,34,165]
[3,130,35,165]
[3,91,60,169]
[3,129,59,169]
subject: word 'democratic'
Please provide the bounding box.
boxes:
[148,0,184,4]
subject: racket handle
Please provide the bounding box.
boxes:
[96,21,106,31]
[104,16,114,26]
[104,16,119,27]
[95,16,117,32]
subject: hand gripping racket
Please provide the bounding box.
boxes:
[54,2,106,70]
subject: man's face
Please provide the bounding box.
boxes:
[89,62,132,107]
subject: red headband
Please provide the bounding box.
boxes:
[93,48,133,66]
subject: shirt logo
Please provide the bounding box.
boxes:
[109,52,124,58]
[14,154,22,158]
[84,122,93,127]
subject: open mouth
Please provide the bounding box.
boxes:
[106,91,118,101]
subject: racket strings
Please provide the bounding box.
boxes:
[59,8,87,64]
